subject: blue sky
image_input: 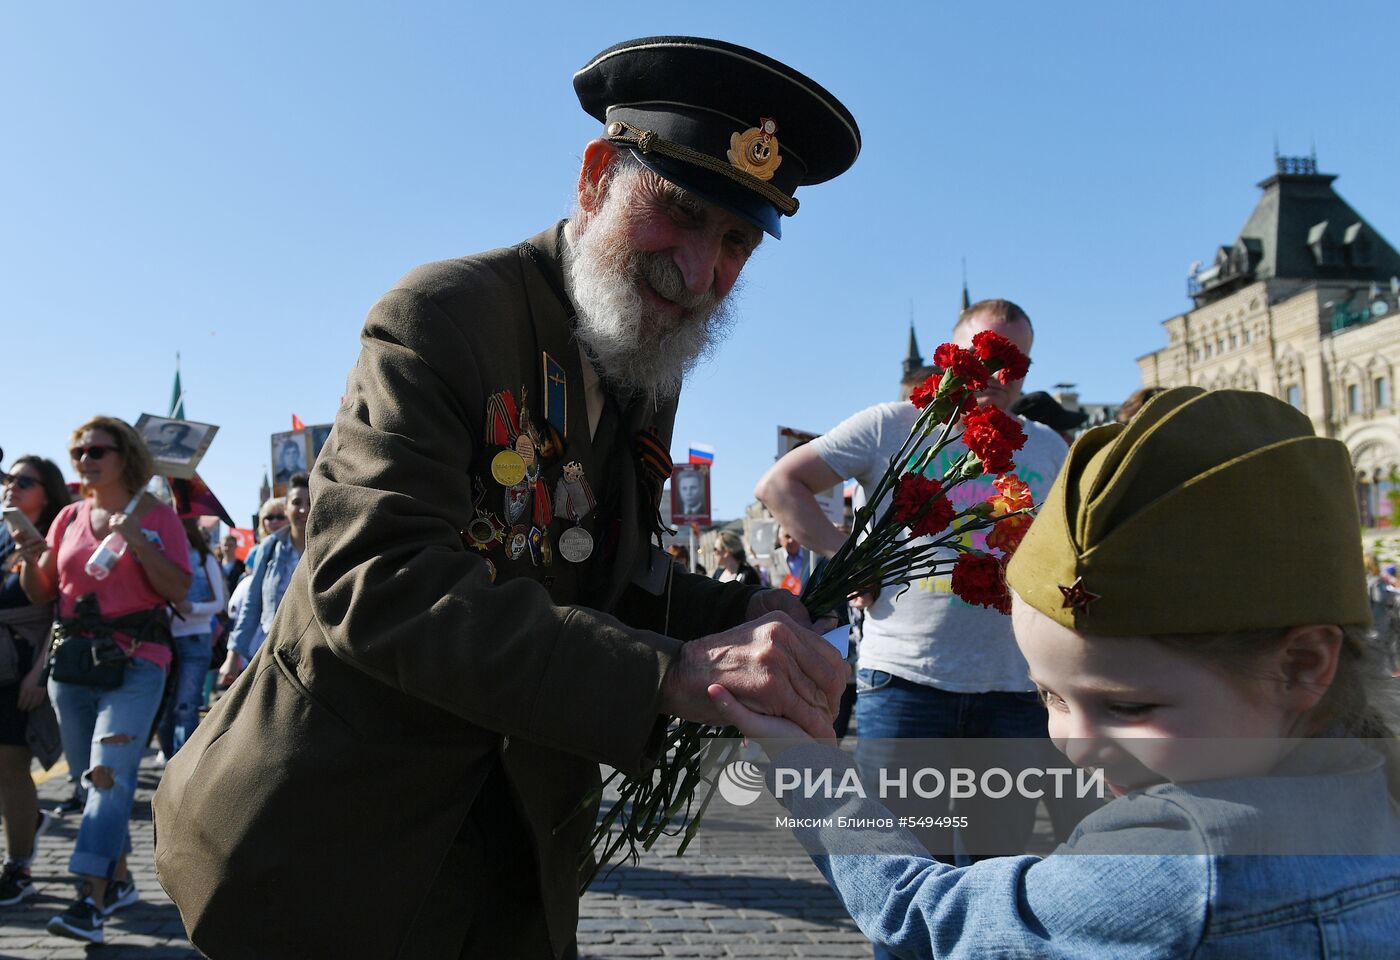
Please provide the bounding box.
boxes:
[5,1,1398,526]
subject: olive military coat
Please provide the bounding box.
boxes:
[153,224,758,958]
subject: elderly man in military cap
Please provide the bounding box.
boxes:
[154,36,860,960]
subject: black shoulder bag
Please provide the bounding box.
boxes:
[50,593,172,689]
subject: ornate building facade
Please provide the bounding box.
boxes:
[1137,156,1400,525]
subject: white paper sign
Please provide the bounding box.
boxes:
[821,624,851,659]
[777,426,844,524]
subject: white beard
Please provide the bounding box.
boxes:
[565,171,738,402]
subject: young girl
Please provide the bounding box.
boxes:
[711,386,1400,958]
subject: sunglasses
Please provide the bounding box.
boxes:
[70,444,116,462]
[3,475,40,491]
[264,514,287,522]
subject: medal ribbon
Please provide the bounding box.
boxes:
[633,427,674,541]
[484,390,522,446]
[532,476,553,527]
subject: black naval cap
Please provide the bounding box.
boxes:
[574,36,861,238]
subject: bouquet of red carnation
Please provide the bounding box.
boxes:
[802,330,1034,618]
[582,332,1036,890]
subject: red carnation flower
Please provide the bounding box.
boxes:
[950,552,1010,613]
[971,330,1030,385]
[986,474,1033,516]
[910,373,940,410]
[893,473,938,523]
[961,406,1027,475]
[912,496,957,539]
[909,372,970,418]
[986,511,1033,557]
[932,343,989,389]
[892,473,956,539]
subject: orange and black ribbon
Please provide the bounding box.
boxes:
[633,427,674,541]
[484,391,521,447]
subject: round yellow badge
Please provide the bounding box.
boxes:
[491,450,526,487]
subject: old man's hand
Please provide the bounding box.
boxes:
[659,610,847,739]
[746,588,839,634]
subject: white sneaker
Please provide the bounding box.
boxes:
[103,876,139,916]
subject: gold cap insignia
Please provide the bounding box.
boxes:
[727,117,782,182]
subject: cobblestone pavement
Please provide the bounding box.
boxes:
[3,751,872,959]
[4,748,1057,958]
[4,761,197,959]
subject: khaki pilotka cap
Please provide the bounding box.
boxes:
[1006,386,1370,635]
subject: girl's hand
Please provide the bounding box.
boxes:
[707,683,812,741]
[175,599,194,615]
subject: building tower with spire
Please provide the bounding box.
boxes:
[899,313,934,400]
[899,274,980,399]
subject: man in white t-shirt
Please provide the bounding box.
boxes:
[756,300,1069,889]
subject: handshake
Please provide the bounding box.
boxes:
[658,589,848,740]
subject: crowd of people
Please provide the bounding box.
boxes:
[0,417,306,945]
[1,31,1398,960]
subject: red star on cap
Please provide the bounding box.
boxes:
[1058,577,1101,615]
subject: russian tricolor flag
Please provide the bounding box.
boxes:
[688,442,715,465]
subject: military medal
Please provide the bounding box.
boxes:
[553,460,596,564]
[483,559,497,582]
[520,389,562,465]
[507,525,529,561]
[553,461,596,522]
[558,525,594,563]
[484,390,522,447]
[485,389,532,488]
[465,478,506,552]
[492,450,526,487]
[528,526,549,567]
[504,479,531,524]
[528,464,552,528]
[466,514,506,551]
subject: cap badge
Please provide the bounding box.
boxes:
[1058,577,1101,615]
[727,117,782,182]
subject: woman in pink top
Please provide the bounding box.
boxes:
[15,416,190,946]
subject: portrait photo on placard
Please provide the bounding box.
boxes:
[134,413,218,479]
[309,423,333,463]
[669,464,711,525]
[271,430,310,486]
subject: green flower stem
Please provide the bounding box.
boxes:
[583,375,1033,893]
[676,749,729,856]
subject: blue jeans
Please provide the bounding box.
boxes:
[855,671,1054,854]
[157,633,214,758]
[49,657,166,879]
